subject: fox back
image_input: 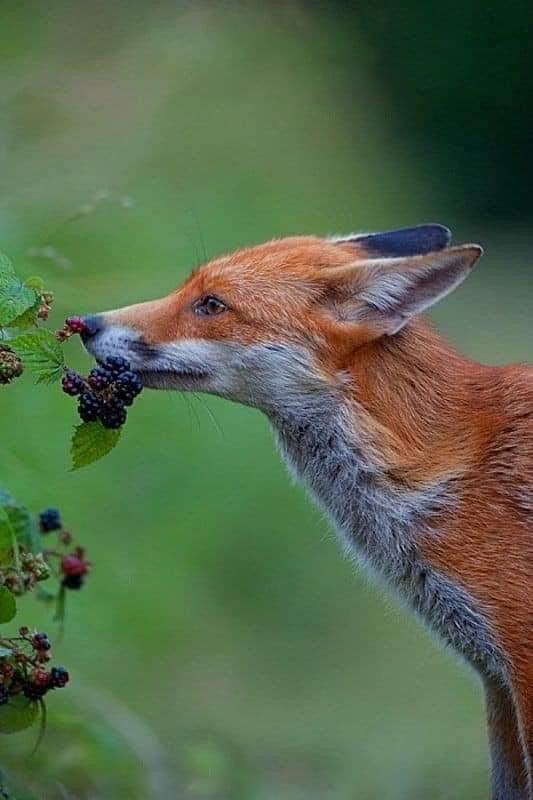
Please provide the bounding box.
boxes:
[81,224,533,799]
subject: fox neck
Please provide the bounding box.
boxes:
[269,319,484,581]
[269,320,504,677]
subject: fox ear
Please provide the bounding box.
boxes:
[335,223,451,257]
[326,244,483,335]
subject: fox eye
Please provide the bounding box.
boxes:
[194,295,227,317]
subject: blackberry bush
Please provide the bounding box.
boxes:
[1,248,103,748]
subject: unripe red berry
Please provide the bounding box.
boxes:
[32,669,51,687]
[60,554,89,577]
[65,316,88,335]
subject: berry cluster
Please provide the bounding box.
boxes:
[0,628,69,706]
[62,356,143,429]
[0,551,50,596]
[0,345,24,385]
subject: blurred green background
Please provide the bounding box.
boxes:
[1,2,532,798]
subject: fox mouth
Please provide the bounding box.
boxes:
[86,329,216,391]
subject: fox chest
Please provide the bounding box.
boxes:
[273,419,506,680]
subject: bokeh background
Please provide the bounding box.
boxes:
[1,2,532,798]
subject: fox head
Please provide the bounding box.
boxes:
[81,224,482,417]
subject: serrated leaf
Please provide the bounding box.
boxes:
[0,586,16,623]
[0,273,38,327]
[8,295,41,329]
[9,329,65,383]
[7,507,41,553]
[0,695,39,734]
[0,487,41,554]
[71,422,121,470]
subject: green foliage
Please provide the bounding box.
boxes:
[9,330,65,384]
[71,422,121,470]
[0,696,39,735]
[0,243,101,787]
[0,489,41,554]
[1,249,126,468]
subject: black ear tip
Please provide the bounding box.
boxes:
[349,224,453,258]
[425,223,452,246]
[423,223,452,249]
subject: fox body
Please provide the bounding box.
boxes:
[82,225,532,799]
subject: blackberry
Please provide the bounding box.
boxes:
[104,355,130,375]
[62,573,84,590]
[115,371,143,399]
[99,399,127,429]
[50,666,69,688]
[78,391,101,422]
[61,369,85,396]
[117,390,135,407]
[32,632,51,651]
[23,682,48,701]
[87,366,112,391]
[39,507,62,533]
[0,688,8,705]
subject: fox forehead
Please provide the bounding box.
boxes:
[183,235,361,291]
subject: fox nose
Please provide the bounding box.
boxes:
[80,315,104,341]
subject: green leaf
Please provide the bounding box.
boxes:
[0,586,16,623]
[0,695,39,734]
[7,295,41,329]
[0,272,38,327]
[0,488,40,553]
[0,508,15,564]
[71,422,122,470]
[9,329,65,383]
[7,506,41,553]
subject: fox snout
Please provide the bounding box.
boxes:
[80,313,142,366]
[80,312,214,391]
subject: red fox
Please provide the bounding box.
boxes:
[81,224,532,799]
